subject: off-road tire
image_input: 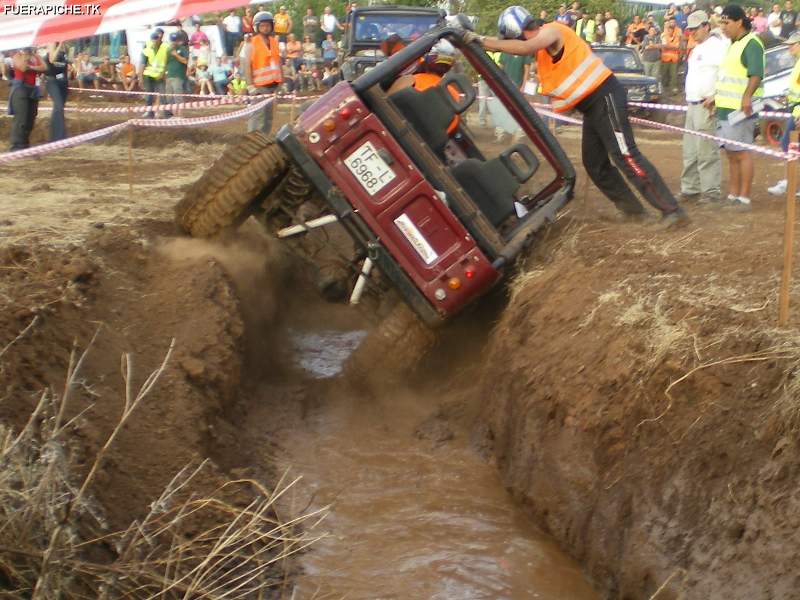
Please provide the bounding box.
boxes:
[175,132,290,238]
[344,302,437,392]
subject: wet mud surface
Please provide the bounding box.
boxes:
[3,105,800,598]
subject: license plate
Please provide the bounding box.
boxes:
[344,141,396,196]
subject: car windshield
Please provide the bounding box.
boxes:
[594,49,643,73]
[765,45,794,78]
[353,13,440,43]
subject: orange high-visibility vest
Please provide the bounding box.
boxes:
[536,22,612,113]
[413,72,460,134]
[274,12,290,34]
[661,28,681,62]
[251,34,282,87]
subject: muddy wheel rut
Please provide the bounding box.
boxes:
[230,300,600,600]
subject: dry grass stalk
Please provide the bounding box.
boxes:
[0,331,325,599]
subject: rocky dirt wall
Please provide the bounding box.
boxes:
[479,214,800,599]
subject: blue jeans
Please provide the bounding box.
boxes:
[45,77,68,141]
[780,115,796,152]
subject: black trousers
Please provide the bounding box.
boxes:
[577,76,679,216]
[10,85,38,151]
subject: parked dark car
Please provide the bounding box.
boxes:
[592,45,662,103]
[340,5,446,80]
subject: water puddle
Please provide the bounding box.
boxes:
[289,329,368,378]
[273,331,599,599]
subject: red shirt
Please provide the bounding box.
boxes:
[14,53,41,86]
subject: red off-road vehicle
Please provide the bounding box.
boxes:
[176,22,575,386]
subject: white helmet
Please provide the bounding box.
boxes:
[498,6,534,40]
[431,39,455,57]
[253,11,274,29]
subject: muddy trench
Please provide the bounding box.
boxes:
[214,243,601,600]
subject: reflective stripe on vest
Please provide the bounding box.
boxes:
[715,31,764,111]
[413,72,460,134]
[142,42,168,78]
[787,56,800,117]
[251,34,283,87]
[537,22,612,113]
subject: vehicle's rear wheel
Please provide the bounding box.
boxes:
[343,301,437,392]
[175,132,289,238]
[761,119,786,148]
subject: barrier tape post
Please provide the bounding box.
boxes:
[779,130,799,326]
[289,93,297,124]
[127,117,134,201]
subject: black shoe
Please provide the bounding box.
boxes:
[659,208,690,229]
[143,111,155,119]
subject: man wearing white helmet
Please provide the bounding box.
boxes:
[463,6,688,228]
[242,11,283,133]
[388,41,462,135]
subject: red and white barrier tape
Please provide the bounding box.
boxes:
[0,97,274,164]
[67,86,326,101]
[628,100,793,120]
[3,96,249,115]
[532,102,799,161]
[68,86,225,100]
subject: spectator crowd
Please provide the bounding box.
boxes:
[3,4,359,148]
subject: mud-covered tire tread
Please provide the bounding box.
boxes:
[344,302,436,391]
[176,132,289,238]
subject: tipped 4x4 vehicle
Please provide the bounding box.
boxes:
[175,21,576,386]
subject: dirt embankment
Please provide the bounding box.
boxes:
[478,204,800,598]
[0,221,252,529]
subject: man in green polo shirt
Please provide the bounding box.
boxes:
[494,51,531,142]
[705,3,764,208]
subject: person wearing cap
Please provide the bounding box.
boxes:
[706,3,764,208]
[464,6,689,228]
[273,6,293,44]
[768,31,800,195]
[139,29,168,119]
[681,10,729,203]
[165,31,189,117]
[242,11,282,133]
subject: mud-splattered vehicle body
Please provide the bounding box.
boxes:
[176,22,575,384]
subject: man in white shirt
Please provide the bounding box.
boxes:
[222,10,242,56]
[681,10,730,202]
[603,10,619,44]
[768,3,783,37]
[320,6,344,45]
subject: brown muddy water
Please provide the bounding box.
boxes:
[273,329,600,600]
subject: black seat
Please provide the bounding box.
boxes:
[388,71,475,155]
[450,144,540,228]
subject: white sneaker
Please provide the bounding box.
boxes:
[768,179,788,196]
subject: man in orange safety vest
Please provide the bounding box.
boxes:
[462,6,689,229]
[242,11,283,133]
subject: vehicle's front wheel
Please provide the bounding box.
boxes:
[175,132,289,238]
[343,302,437,392]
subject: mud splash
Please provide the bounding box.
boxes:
[270,329,599,600]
